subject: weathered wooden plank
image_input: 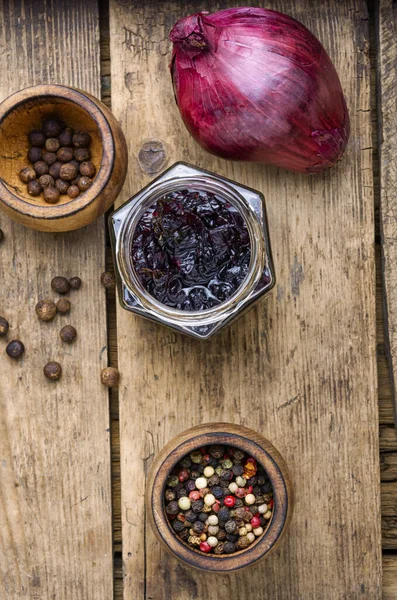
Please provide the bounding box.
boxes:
[379,0,397,425]
[0,2,113,598]
[110,0,381,598]
[383,555,397,599]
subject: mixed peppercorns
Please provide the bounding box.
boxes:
[164,444,274,555]
[19,118,96,204]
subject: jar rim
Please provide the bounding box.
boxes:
[116,174,267,327]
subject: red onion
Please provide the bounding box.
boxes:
[170,7,349,174]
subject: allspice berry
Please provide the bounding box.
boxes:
[74,147,90,162]
[57,147,74,162]
[0,316,9,336]
[45,138,60,153]
[58,128,73,146]
[79,161,96,178]
[101,271,116,289]
[19,166,36,183]
[6,340,24,359]
[43,187,60,204]
[101,367,120,388]
[72,131,90,148]
[27,180,42,197]
[56,297,71,314]
[42,152,57,165]
[44,361,62,381]
[78,176,92,191]
[69,276,81,290]
[60,325,77,343]
[35,299,57,321]
[67,185,80,199]
[33,160,49,176]
[55,179,70,194]
[28,146,43,163]
[49,161,62,179]
[59,162,78,181]
[42,118,62,137]
[51,276,70,294]
[28,130,46,147]
[39,174,55,189]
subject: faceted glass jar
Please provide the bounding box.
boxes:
[109,162,275,340]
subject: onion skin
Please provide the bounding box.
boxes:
[170,7,350,174]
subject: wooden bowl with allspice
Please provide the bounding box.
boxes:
[0,84,127,231]
[146,422,293,572]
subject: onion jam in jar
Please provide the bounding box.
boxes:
[109,162,274,339]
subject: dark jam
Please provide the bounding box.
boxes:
[131,189,251,311]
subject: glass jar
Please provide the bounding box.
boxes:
[109,162,275,339]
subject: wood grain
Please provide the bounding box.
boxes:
[383,555,397,599]
[0,2,113,598]
[379,0,397,425]
[109,0,381,598]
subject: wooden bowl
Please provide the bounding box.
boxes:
[0,85,128,231]
[146,423,293,572]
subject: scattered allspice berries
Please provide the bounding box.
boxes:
[101,367,120,388]
[44,361,62,381]
[60,325,77,344]
[101,271,116,289]
[56,297,71,314]
[69,276,81,290]
[0,316,9,336]
[51,276,70,294]
[6,340,25,359]
[35,299,57,321]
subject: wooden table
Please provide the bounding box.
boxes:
[0,1,396,598]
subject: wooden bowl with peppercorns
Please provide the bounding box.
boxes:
[146,422,293,572]
[0,84,127,231]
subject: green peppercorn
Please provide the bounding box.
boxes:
[167,475,179,488]
[43,361,62,381]
[6,340,24,359]
[0,316,9,336]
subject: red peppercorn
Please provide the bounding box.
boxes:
[199,541,211,553]
[269,499,274,509]
[235,487,246,498]
[212,501,221,513]
[178,469,189,482]
[251,516,261,528]
[224,496,236,508]
[189,491,201,501]
[247,457,257,465]
[202,454,211,464]
[246,485,253,494]
[199,447,206,455]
